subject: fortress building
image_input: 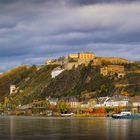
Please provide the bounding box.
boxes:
[100,65,125,77]
[93,57,129,65]
[78,52,95,61]
[68,52,95,61]
[45,51,130,71]
[68,54,79,59]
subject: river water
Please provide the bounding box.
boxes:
[0,116,140,140]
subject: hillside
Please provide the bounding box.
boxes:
[0,63,140,106]
[41,65,114,99]
[9,64,59,105]
[0,65,34,101]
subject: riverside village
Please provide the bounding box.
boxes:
[0,51,140,117]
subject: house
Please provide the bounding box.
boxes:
[51,67,64,78]
[17,104,32,110]
[81,101,89,108]
[63,97,81,108]
[46,97,58,106]
[88,99,97,107]
[105,98,129,107]
[130,96,140,113]
[95,97,110,107]
[95,95,129,107]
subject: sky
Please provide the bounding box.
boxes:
[0,0,140,72]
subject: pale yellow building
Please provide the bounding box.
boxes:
[66,102,81,108]
[100,65,125,76]
[68,52,95,61]
[68,53,78,59]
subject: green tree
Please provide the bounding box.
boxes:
[42,100,50,109]
[57,99,68,114]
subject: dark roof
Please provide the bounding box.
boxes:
[62,97,79,102]
[111,95,129,101]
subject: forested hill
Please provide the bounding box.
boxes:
[0,63,140,105]
[0,65,34,101]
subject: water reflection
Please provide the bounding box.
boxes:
[0,116,140,140]
[10,116,14,139]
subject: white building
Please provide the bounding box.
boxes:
[46,98,58,106]
[65,97,81,108]
[51,67,64,78]
[95,96,129,107]
[104,100,129,107]
[10,85,17,95]
[132,102,140,107]
[130,97,140,107]
[117,72,126,78]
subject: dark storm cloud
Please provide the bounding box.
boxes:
[0,0,139,6]
[0,0,46,4]
[73,0,140,5]
[0,0,140,72]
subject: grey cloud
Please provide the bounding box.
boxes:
[0,0,48,4]
[0,0,139,5]
[0,1,140,72]
[69,0,140,5]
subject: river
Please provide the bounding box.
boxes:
[0,116,140,140]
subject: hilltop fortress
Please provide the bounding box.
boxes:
[45,52,132,78]
[69,52,129,65]
[46,51,130,68]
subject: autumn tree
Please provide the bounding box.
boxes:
[95,107,106,114]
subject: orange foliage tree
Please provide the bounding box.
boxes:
[95,107,107,114]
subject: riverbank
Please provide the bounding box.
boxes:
[1,111,111,118]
